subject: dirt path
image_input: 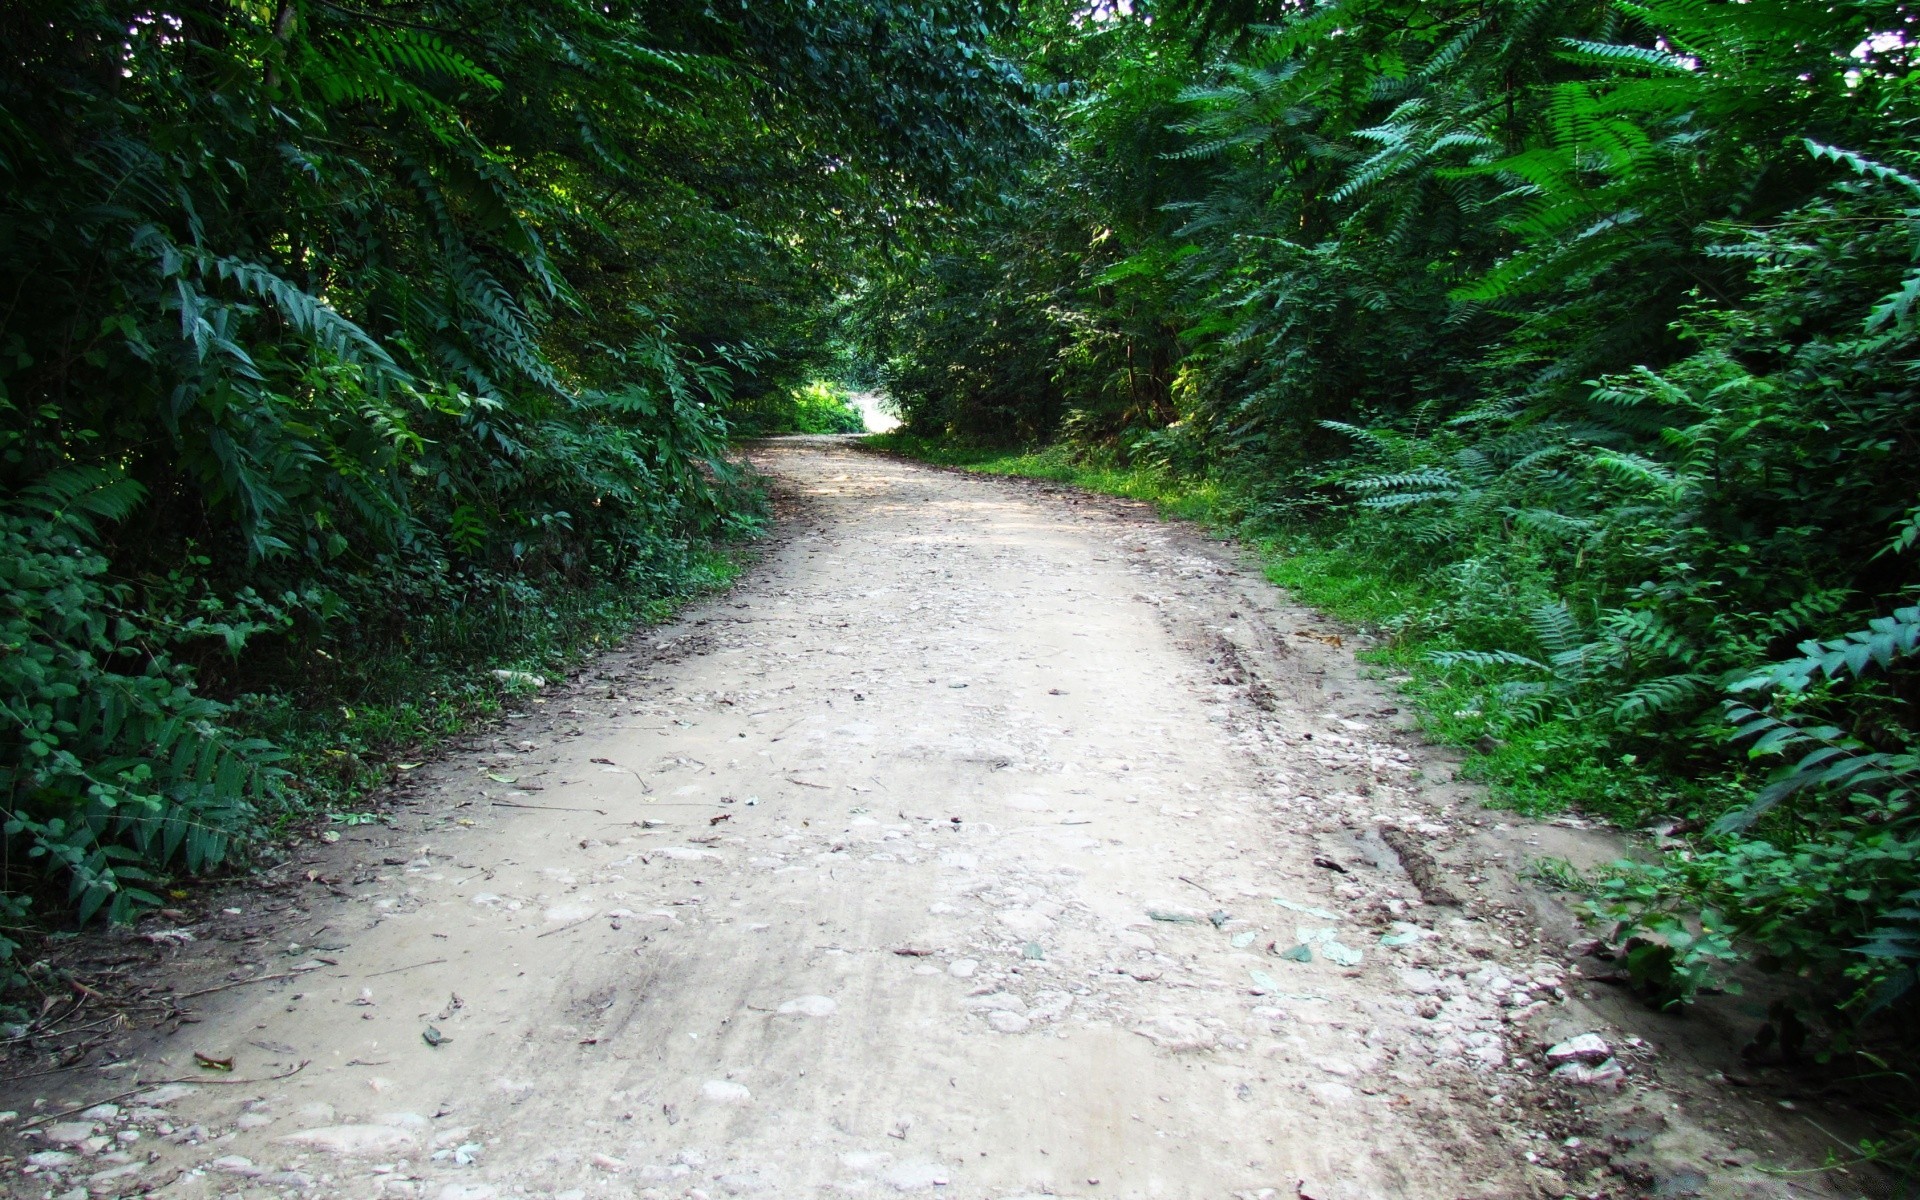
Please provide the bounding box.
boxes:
[4,440,1849,1200]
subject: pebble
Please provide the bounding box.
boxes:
[702,1080,753,1104]
[137,1084,197,1104]
[948,959,978,978]
[776,995,838,1017]
[1132,1014,1217,1052]
[986,1011,1031,1034]
[278,1124,419,1155]
[1551,1058,1627,1090]
[37,1122,99,1147]
[1544,1033,1612,1066]
[25,1150,78,1169]
[963,992,1026,1015]
[208,1155,263,1176]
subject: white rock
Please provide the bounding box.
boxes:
[776,995,837,1017]
[1131,1014,1217,1052]
[38,1122,98,1146]
[985,1011,1031,1034]
[25,1150,78,1168]
[278,1124,419,1156]
[208,1155,262,1176]
[490,669,546,689]
[1551,1058,1627,1090]
[430,1126,473,1149]
[1544,1033,1612,1066]
[948,958,978,978]
[79,1104,121,1120]
[261,1171,317,1188]
[995,908,1053,936]
[591,1153,628,1172]
[701,1080,752,1105]
[437,1186,498,1200]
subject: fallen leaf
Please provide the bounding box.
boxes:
[193,1051,234,1071]
[486,773,518,784]
[422,1026,449,1047]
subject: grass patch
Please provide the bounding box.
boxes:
[864,431,1691,827]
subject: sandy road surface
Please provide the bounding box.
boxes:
[4,441,1843,1200]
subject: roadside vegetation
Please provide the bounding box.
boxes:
[730,381,870,436]
[853,0,1920,1114]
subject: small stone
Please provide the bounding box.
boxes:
[986,1011,1031,1034]
[701,1080,752,1105]
[776,995,837,1017]
[996,908,1053,936]
[591,1153,627,1172]
[136,1084,197,1104]
[1550,1058,1627,1090]
[261,1172,317,1188]
[1131,1014,1216,1052]
[78,1104,120,1121]
[1544,1033,1612,1066]
[26,1149,78,1169]
[278,1124,419,1156]
[38,1122,99,1146]
[209,1155,263,1176]
[948,959,978,978]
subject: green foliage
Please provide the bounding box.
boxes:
[731,380,869,435]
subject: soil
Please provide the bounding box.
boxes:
[0,439,1873,1199]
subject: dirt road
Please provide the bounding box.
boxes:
[4,441,1842,1199]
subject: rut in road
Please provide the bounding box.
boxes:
[4,440,1835,1200]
